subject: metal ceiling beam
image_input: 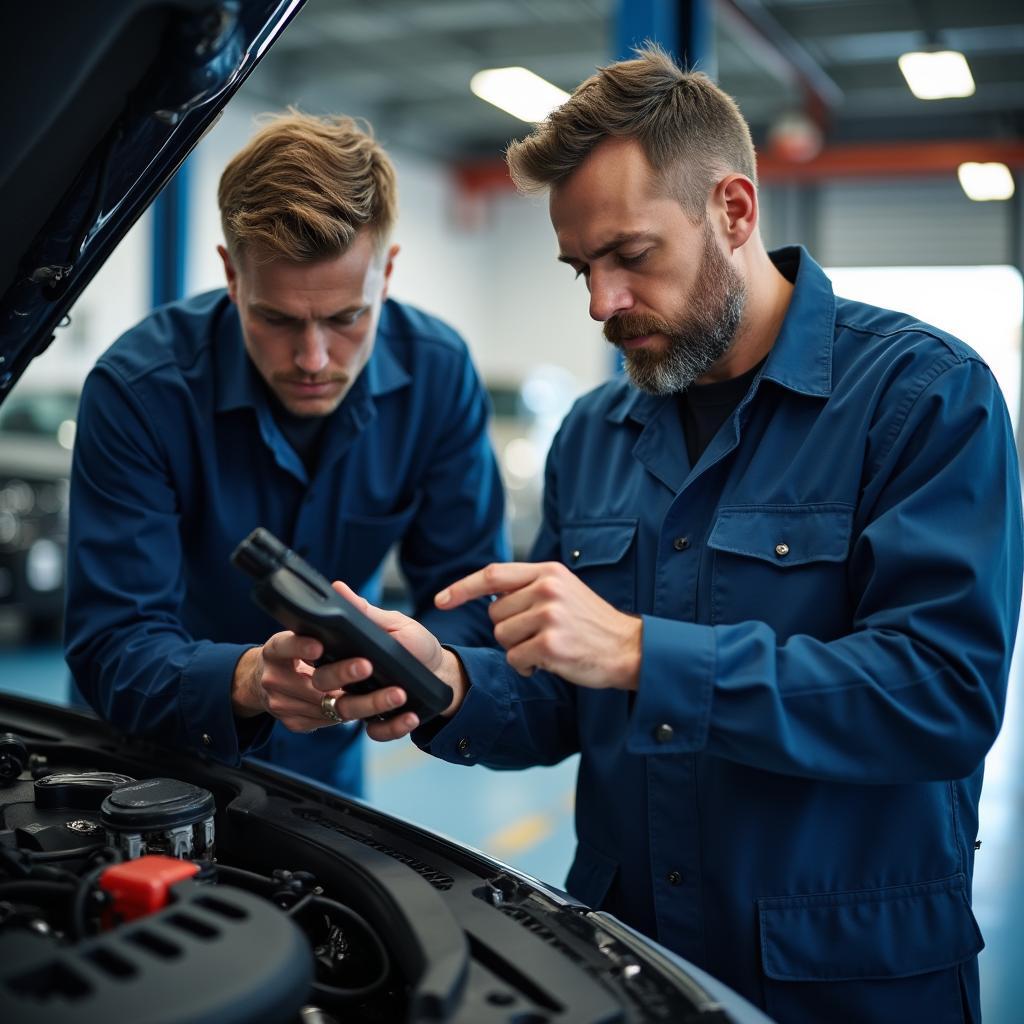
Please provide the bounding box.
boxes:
[454,139,1024,192]
[757,138,1024,181]
[717,0,843,123]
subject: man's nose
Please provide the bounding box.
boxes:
[294,322,329,374]
[588,269,633,322]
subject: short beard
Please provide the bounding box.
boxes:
[604,222,746,395]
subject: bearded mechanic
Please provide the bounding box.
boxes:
[269,49,1020,1024]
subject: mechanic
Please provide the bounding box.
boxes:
[64,112,507,796]
[293,47,1024,1023]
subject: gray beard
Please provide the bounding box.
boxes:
[616,225,748,395]
[623,285,745,394]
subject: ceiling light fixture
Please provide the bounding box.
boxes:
[470,67,569,123]
[957,162,1015,202]
[897,50,975,100]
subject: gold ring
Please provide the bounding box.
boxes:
[320,694,342,724]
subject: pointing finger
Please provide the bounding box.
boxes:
[435,562,545,610]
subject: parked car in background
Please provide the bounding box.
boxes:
[0,388,77,639]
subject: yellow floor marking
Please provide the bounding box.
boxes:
[367,740,428,780]
[485,812,555,857]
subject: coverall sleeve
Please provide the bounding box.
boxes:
[402,349,510,647]
[63,365,271,762]
[629,356,1023,783]
[414,428,580,768]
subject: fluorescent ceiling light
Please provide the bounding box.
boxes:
[470,67,569,123]
[957,162,1015,202]
[897,50,975,100]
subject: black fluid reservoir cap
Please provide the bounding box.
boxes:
[35,771,136,811]
[0,733,28,783]
[100,778,216,832]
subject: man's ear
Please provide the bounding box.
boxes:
[380,243,400,301]
[218,244,240,302]
[713,175,757,252]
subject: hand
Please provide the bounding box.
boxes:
[230,630,340,733]
[305,581,469,742]
[435,562,642,690]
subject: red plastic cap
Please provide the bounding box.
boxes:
[99,855,200,921]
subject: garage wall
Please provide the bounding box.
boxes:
[760,177,1015,269]
[818,178,1014,268]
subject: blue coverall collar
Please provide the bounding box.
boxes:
[606,245,835,428]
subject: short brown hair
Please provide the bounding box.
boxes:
[218,110,398,262]
[506,44,756,217]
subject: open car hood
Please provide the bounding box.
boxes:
[0,0,305,399]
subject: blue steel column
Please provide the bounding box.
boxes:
[150,157,191,309]
[1012,171,1024,468]
[610,1,717,375]
[614,0,716,78]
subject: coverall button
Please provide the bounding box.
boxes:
[672,536,690,551]
[456,736,471,757]
[571,549,581,562]
[201,733,212,748]
[775,542,790,557]
[653,723,674,744]
[666,870,682,886]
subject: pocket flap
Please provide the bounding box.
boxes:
[758,874,984,982]
[708,504,853,566]
[341,490,424,542]
[562,520,637,569]
[565,841,618,908]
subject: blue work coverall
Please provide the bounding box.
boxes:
[65,291,507,794]
[419,248,1023,1023]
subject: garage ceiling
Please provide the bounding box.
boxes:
[243,0,1024,162]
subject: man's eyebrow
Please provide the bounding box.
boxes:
[250,302,366,319]
[557,231,658,264]
[250,302,297,319]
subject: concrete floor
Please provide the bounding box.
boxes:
[1,642,1020,1021]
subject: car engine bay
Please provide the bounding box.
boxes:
[0,695,733,1023]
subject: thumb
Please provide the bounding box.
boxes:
[331,579,370,612]
[331,580,399,630]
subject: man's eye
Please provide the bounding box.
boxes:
[619,250,649,267]
[573,266,589,281]
[330,308,367,326]
[261,314,290,326]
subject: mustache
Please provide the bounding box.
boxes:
[274,373,349,386]
[603,313,674,345]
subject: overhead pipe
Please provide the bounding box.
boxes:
[716,0,843,127]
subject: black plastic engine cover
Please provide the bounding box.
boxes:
[0,880,312,1024]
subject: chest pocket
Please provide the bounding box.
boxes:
[336,490,423,589]
[707,504,853,639]
[561,519,638,613]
